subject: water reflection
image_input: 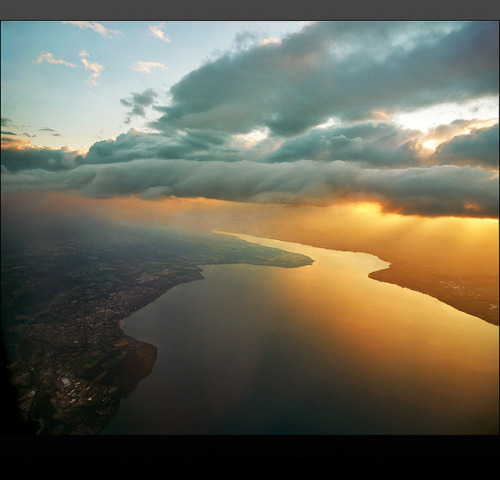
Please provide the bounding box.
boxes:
[101,234,499,434]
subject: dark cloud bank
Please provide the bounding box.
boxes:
[150,21,498,136]
[3,159,497,218]
[1,21,498,218]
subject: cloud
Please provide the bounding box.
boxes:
[120,89,159,122]
[431,124,499,169]
[1,117,12,127]
[149,21,498,137]
[149,23,170,42]
[79,50,104,86]
[63,21,121,39]
[266,121,424,167]
[234,31,258,50]
[79,128,228,165]
[1,137,32,150]
[4,22,499,221]
[35,52,77,68]
[131,61,168,73]
[39,128,61,137]
[1,140,83,172]
[2,158,497,218]
[28,114,496,173]
[263,119,499,170]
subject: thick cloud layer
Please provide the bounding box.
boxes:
[432,124,499,169]
[2,158,497,218]
[80,128,229,165]
[1,21,498,219]
[1,139,83,172]
[266,122,423,167]
[150,21,498,137]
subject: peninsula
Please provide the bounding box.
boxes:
[1,227,312,434]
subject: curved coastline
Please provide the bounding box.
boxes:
[217,231,498,327]
[101,232,499,435]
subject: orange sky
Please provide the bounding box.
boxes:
[9,191,496,277]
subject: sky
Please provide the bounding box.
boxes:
[1,20,499,219]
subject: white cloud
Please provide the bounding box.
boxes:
[79,51,104,86]
[149,23,170,42]
[63,21,121,39]
[35,52,77,68]
[131,61,168,74]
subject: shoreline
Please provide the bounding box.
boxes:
[2,231,313,435]
[221,231,499,327]
[100,234,498,433]
[98,233,500,435]
[368,265,499,327]
[4,231,496,435]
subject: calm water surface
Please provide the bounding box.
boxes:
[101,233,499,434]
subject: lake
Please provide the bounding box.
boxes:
[101,233,499,434]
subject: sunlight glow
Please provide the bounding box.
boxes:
[422,139,439,152]
[394,97,499,133]
[259,37,282,46]
[232,128,270,146]
[315,118,338,129]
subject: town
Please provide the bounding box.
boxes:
[1,228,313,434]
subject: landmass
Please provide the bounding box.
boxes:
[369,262,499,327]
[1,227,312,435]
[3,221,497,436]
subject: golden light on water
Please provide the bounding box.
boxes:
[226,233,499,433]
[3,191,498,433]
